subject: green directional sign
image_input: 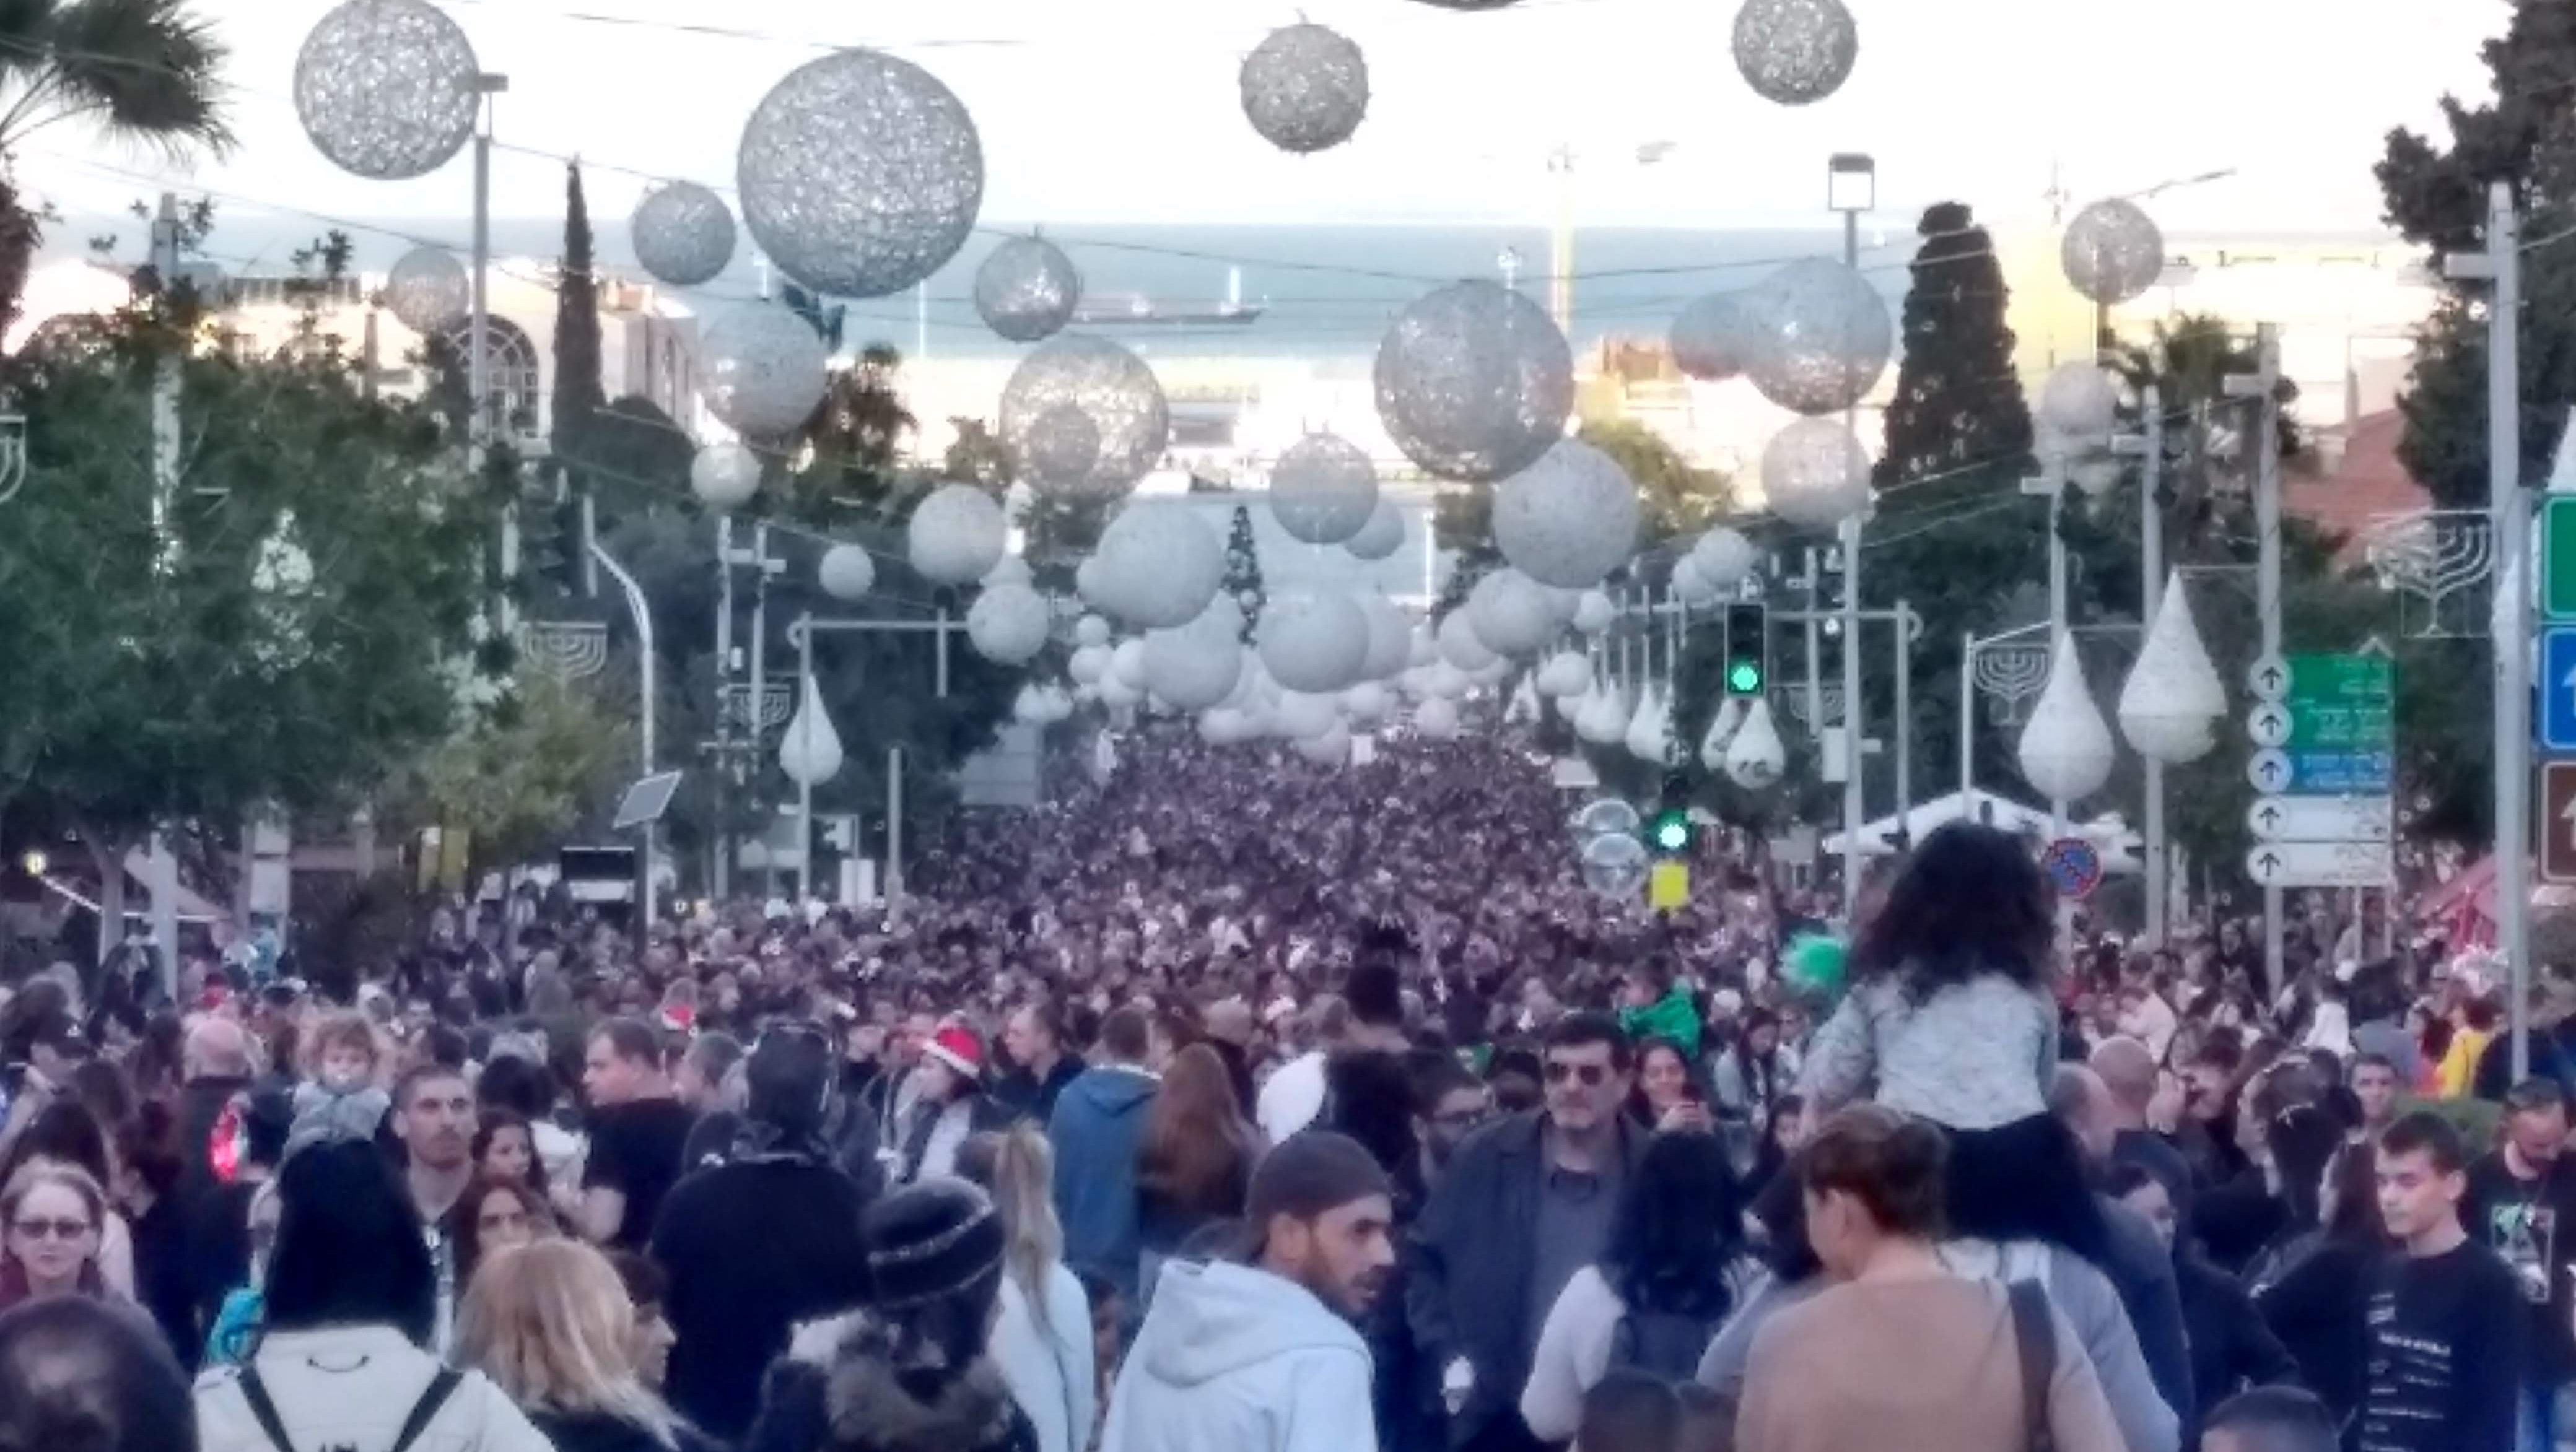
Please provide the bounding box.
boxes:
[2274,653,2395,796]
[2548,497,2576,620]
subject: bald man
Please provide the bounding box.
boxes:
[2091,1035,2196,1220]
[175,1017,255,1201]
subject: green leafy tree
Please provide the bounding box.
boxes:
[383,664,635,885]
[784,343,917,524]
[0,1,232,337]
[1581,416,1734,544]
[2378,1,2576,510]
[1222,505,1264,641]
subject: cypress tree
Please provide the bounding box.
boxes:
[551,162,604,471]
[1874,201,2032,488]
[1222,505,1264,641]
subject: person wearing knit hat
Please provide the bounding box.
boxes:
[895,1025,1010,1186]
[742,1180,1039,1452]
[1098,1131,1394,1452]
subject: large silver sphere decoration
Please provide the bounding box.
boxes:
[736,48,985,299]
[700,306,829,437]
[1239,24,1369,155]
[1742,258,1891,416]
[294,0,479,181]
[974,235,1082,344]
[1491,440,1643,589]
[1670,292,1753,381]
[1000,334,1170,500]
[691,443,763,511]
[1466,568,1558,658]
[1021,403,1102,488]
[1145,614,1245,712]
[632,182,738,288]
[1089,503,1225,628]
[966,583,1052,666]
[1270,433,1379,545]
[1358,593,1412,680]
[907,484,1008,585]
[1346,499,1406,561]
[1691,527,1761,593]
[1373,279,1573,483]
[2038,362,2121,442]
[1730,0,1858,107]
[1760,417,1871,529]
[2062,197,2165,306]
[818,543,876,601]
[1436,607,1499,673]
[383,246,468,335]
[1258,588,1370,693]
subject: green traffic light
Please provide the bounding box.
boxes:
[1725,659,1763,695]
[1649,812,1691,853]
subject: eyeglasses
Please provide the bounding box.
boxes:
[12,1217,94,1242]
[1543,1061,1610,1087]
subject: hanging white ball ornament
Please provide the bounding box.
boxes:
[1000,334,1171,501]
[1270,433,1381,545]
[1491,440,1643,589]
[1413,697,1462,739]
[1075,615,1112,648]
[383,246,468,335]
[974,235,1082,344]
[1088,503,1225,628]
[1536,650,1592,698]
[1110,638,1150,691]
[1239,23,1370,155]
[1021,404,1103,490]
[2019,630,2117,801]
[1374,279,1574,482]
[907,485,1008,586]
[1465,569,1558,658]
[691,443,763,511]
[1271,690,1339,741]
[1259,588,1370,693]
[984,555,1033,588]
[1671,292,1755,381]
[1691,528,1761,593]
[1358,593,1413,680]
[1731,0,1858,106]
[1143,622,1244,711]
[2062,197,2165,306]
[2039,363,2121,443]
[2118,571,2229,763]
[632,182,737,288]
[818,544,876,601]
[1573,591,1617,634]
[701,306,829,437]
[295,0,479,181]
[1345,498,1407,561]
[1742,258,1891,417]
[736,48,984,298]
[966,583,1051,666]
[1067,643,1112,685]
[1295,720,1353,766]
[1342,681,1393,723]
[1436,608,1500,672]
[1761,417,1872,529]
[1670,556,1720,608]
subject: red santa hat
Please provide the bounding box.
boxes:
[923,1024,984,1081]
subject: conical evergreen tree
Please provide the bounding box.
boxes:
[1222,505,1264,642]
[1874,201,2032,488]
[552,162,605,469]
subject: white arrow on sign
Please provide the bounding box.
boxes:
[2244,840,2395,887]
[2245,703,2292,748]
[2246,795,2394,843]
[2246,748,2292,793]
[2248,653,2290,703]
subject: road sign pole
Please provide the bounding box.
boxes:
[2134,384,2168,945]
[2454,181,2532,1078]
[2229,324,2285,993]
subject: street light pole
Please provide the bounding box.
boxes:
[1830,152,1875,919]
[589,537,657,927]
[2116,385,2168,943]
[2227,325,2287,996]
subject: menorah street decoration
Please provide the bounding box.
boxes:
[2362,508,2494,640]
[1769,682,1845,732]
[0,414,25,505]
[1971,644,2053,726]
[517,620,608,681]
[721,682,796,738]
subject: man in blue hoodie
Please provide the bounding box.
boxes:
[1049,1005,1159,1305]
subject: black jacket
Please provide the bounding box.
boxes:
[1405,1110,1651,1445]
[744,1309,1039,1452]
[531,1410,725,1452]
[2095,1195,2198,1432]
[2175,1249,2299,1430]
[991,1057,1084,1126]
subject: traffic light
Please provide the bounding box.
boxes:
[1646,806,1693,856]
[1722,603,1767,697]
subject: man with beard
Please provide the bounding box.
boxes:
[1099,1131,1395,1452]
[388,1064,476,1349]
[1410,1055,1491,1186]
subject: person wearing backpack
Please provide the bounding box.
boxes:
[192,1140,552,1452]
[1519,1131,1749,1443]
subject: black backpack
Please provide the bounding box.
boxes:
[1609,1305,1726,1381]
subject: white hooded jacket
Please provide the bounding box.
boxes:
[1098,1258,1377,1452]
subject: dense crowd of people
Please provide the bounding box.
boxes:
[0,729,2561,1452]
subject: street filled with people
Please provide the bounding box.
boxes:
[0,730,2557,1452]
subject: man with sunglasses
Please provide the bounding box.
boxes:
[1410,1012,1649,1452]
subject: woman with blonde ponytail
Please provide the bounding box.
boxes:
[961,1125,1098,1452]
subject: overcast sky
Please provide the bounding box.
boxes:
[12,0,2513,248]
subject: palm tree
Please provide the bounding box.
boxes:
[0,0,232,336]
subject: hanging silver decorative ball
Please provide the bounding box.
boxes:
[700,306,829,438]
[818,544,876,602]
[1270,433,1379,545]
[1760,417,1872,529]
[2061,197,2165,305]
[294,0,481,181]
[1670,292,1753,381]
[1491,440,1643,589]
[691,443,763,511]
[1346,499,1406,562]
[1000,334,1170,501]
[1730,0,1858,107]
[631,182,737,288]
[1022,402,1103,487]
[974,235,1082,344]
[1239,24,1369,155]
[736,48,984,299]
[383,246,468,335]
[1742,258,1890,416]
[1374,279,1573,483]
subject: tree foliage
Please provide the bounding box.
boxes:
[1222,505,1264,641]
[385,664,635,884]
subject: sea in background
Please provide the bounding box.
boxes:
[67,215,1917,363]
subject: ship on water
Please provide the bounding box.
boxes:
[1072,266,1265,326]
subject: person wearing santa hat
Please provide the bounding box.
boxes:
[897,1024,1011,1186]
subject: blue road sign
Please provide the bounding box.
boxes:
[2544,628,2576,752]
[2284,750,2394,794]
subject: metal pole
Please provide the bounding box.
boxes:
[797,615,814,907]
[749,523,773,897]
[1841,209,1866,915]
[1804,548,1822,737]
[1960,632,1976,815]
[2048,485,2069,845]
[2139,383,2168,946]
[473,79,512,636]
[146,194,182,995]
[1892,602,1912,839]
[2452,184,2532,1076]
[935,608,951,698]
[886,746,906,923]
[2254,324,2287,997]
[713,515,735,902]
[591,537,657,928]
